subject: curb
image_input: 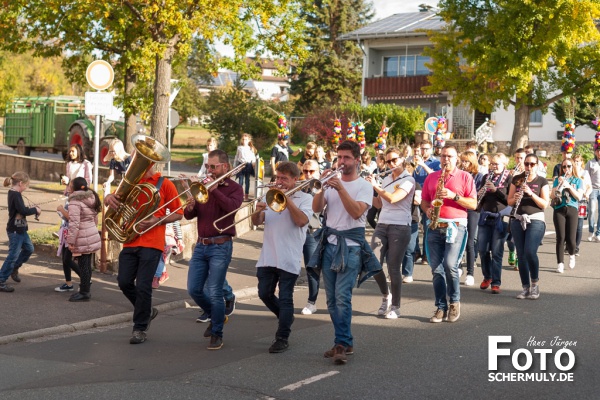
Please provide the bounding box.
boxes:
[0,288,260,346]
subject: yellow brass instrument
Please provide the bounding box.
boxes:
[104,135,171,243]
[428,164,448,230]
[132,163,246,236]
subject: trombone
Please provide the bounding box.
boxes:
[132,162,246,236]
[212,165,345,233]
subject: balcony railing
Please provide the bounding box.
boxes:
[364,75,432,98]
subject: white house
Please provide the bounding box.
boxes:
[339,9,597,152]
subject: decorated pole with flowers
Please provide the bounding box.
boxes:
[331,118,342,148]
[561,118,576,153]
[593,117,600,151]
[277,113,290,141]
[433,116,447,149]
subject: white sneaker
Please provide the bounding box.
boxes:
[378,293,392,316]
[568,255,575,269]
[385,306,400,319]
[556,263,564,273]
[402,276,413,283]
[458,268,464,278]
[301,302,317,315]
[465,275,475,286]
[589,235,597,242]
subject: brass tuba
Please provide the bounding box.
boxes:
[104,134,171,243]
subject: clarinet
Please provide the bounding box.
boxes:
[476,173,495,209]
[509,171,530,218]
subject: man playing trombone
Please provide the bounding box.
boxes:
[184,149,244,350]
[251,162,313,353]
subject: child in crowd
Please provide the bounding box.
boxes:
[0,172,40,292]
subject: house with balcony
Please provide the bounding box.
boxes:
[339,9,596,152]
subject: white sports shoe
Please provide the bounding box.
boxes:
[458,268,464,278]
[402,275,413,283]
[385,306,400,319]
[301,302,317,315]
[378,293,392,316]
[465,275,475,286]
[568,255,575,269]
[556,263,564,273]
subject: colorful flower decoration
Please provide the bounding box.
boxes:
[356,120,367,149]
[374,122,390,151]
[561,118,575,153]
[346,120,357,141]
[593,118,600,151]
[277,113,290,141]
[331,118,342,147]
[433,116,447,148]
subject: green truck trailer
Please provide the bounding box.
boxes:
[2,96,132,164]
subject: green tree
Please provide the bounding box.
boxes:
[424,0,600,153]
[0,1,308,149]
[289,0,374,112]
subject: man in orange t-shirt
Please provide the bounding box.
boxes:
[105,166,182,344]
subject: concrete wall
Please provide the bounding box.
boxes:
[0,153,110,182]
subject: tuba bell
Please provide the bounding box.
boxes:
[104,134,171,243]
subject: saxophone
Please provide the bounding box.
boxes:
[428,164,448,230]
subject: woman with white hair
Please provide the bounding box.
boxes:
[103,139,131,193]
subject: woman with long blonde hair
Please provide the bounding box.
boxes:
[234,133,257,201]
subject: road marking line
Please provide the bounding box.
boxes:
[279,371,340,391]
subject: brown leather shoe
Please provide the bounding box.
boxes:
[324,345,354,358]
[332,345,347,365]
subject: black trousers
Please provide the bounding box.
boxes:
[553,206,578,263]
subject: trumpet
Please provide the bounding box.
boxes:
[554,173,571,197]
[132,163,246,236]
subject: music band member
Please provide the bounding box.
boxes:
[477,153,512,294]
[300,160,322,315]
[104,166,183,344]
[551,159,583,273]
[184,149,244,350]
[366,148,416,319]
[307,140,382,365]
[507,154,549,300]
[251,162,312,353]
[507,148,527,268]
[421,145,477,323]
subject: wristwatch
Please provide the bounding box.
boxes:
[453,194,460,201]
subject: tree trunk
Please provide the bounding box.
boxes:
[123,66,137,153]
[150,46,176,147]
[510,103,531,154]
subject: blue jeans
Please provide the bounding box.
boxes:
[321,243,361,348]
[402,221,419,277]
[510,219,546,287]
[256,267,298,339]
[187,241,233,338]
[238,170,251,195]
[588,189,600,236]
[0,231,34,282]
[426,225,467,311]
[465,210,479,276]
[477,222,508,286]
[303,231,319,303]
[117,247,163,331]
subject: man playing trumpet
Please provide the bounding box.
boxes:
[421,146,476,323]
[251,162,313,353]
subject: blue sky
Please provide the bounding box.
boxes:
[372,0,429,20]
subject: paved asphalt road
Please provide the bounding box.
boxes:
[0,151,598,399]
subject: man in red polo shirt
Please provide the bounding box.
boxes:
[105,166,182,344]
[421,145,476,324]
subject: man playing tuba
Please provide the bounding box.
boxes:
[421,145,477,324]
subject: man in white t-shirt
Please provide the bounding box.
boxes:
[252,162,313,354]
[310,140,381,365]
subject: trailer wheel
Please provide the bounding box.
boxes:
[69,124,93,160]
[16,139,31,156]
